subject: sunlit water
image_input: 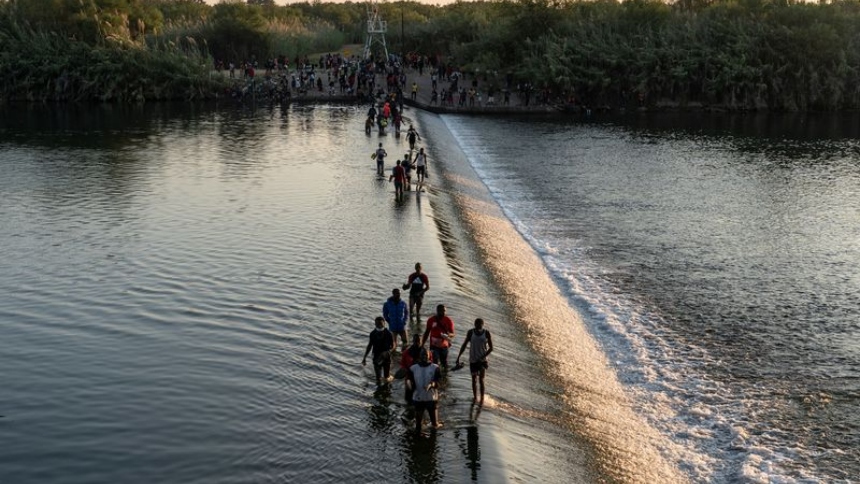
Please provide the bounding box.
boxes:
[0,104,590,484]
[3,104,858,484]
[437,112,860,483]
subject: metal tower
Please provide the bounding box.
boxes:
[363,1,389,61]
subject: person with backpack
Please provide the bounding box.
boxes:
[456,318,494,404]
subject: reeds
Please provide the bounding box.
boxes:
[0,19,227,103]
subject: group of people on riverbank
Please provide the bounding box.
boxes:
[362,263,494,433]
[221,50,416,104]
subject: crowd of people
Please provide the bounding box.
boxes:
[348,53,520,434]
[371,124,428,201]
[214,51,572,120]
[217,48,559,109]
[362,262,494,434]
[219,51,412,104]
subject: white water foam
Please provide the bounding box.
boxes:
[440,115,831,484]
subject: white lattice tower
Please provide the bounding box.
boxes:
[363,1,389,61]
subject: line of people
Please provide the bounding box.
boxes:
[362,262,494,433]
[373,125,429,201]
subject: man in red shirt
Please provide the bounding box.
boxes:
[423,304,455,370]
[388,159,406,201]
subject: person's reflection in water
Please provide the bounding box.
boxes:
[401,428,442,483]
[465,425,481,480]
[462,403,483,480]
[415,187,424,214]
[469,400,483,423]
[366,384,395,433]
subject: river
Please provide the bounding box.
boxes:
[1,104,857,483]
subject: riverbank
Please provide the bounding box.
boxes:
[220,42,561,114]
[401,67,560,114]
[218,67,561,115]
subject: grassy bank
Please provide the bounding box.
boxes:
[0,25,223,103]
[0,0,345,103]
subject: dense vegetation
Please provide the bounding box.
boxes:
[1,0,860,110]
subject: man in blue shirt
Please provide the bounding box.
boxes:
[382,288,409,349]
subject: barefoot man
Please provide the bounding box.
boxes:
[456,318,493,403]
[403,262,429,322]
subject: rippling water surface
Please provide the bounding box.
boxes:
[0,104,595,484]
[440,112,860,483]
[5,104,858,484]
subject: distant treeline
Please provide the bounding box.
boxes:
[418,0,860,111]
[1,0,859,110]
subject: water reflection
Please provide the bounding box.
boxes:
[462,426,481,480]
[414,187,425,215]
[456,403,485,480]
[367,385,397,434]
[214,109,272,159]
[5,100,575,484]
[0,103,206,150]
[611,111,860,161]
[401,430,441,484]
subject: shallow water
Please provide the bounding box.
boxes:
[5,102,857,484]
[0,104,589,484]
[438,111,860,483]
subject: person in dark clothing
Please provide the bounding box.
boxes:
[403,262,429,322]
[406,125,421,150]
[389,159,406,201]
[362,316,395,385]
